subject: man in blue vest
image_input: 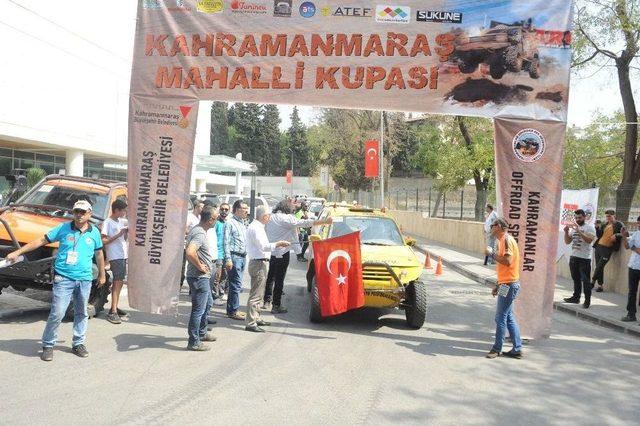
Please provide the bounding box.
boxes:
[6,199,106,361]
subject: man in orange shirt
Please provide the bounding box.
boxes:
[485,218,523,359]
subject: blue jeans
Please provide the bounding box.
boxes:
[226,255,245,315]
[492,282,523,353]
[186,276,213,347]
[42,278,91,348]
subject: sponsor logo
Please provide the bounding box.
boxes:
[132,104,193,129]
[299,1,316,18]
[320,5,372,17]
[375,5,410,23]
[231,0,268,14]
[196,0,223,13]
[143,0,191,11]
[66,235,75,242]
[178,106,192,129]
[416,10,462,24]
[512,129,545,163]
[85,237,93,245]
[273,0,292,17]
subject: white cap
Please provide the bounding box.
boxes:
[72,200,93,211]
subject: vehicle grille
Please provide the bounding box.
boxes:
[362,265,393,287]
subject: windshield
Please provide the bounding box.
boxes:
[18,183,109,220]
[330,216,404,246]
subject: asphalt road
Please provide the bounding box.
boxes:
[1,258,639,425]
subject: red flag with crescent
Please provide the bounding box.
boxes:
[312,231,364,316]
[364,139,379,178]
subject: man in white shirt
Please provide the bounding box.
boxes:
[484,204,498,265]
[562,209,597,308]
[245,206,290,332]
[621,216,640,322]
[101,199,129,324]
[186,201,204,234]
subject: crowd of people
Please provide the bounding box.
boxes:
[179,197,332,351]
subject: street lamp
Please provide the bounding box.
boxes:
[288,148,294,198]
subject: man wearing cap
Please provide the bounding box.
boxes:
[6,199,106,361]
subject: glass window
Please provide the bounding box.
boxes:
[0,156,12,175]
[330,216,404,246]
[17,183,110,220]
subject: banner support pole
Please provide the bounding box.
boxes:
[380,111,384,208]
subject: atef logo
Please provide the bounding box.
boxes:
[375,5,410,23]
[321,6,372,17]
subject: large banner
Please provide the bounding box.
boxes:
[132,0,572,121]
[128,0,573,320]
[494,117,566,338]
[556,188,599,261]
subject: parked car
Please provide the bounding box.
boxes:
[190,192,221,206]
[0,175,127,317]
[306,204,426,328]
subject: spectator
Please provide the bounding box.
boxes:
[223,200,249,320]
[6,200,105,361]
[621,216,640,322]
[295,202,311,262]
[562,209,597,308]
[184,206,218,351]
[187,201,204,234]
[244,205,290,332]
[262,200,332,314]
[485,217,523,360]
[592,209,625,293]
[213,203,230,303]
[101,198,129,324]
[483,204,498,265]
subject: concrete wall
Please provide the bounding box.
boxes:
[392,211,631,296]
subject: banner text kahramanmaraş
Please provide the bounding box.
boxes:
[145,32,455,91]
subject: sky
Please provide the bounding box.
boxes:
[1,0,634,152]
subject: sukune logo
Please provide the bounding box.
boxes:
[375,5,410,23]
[231,0,267,14]
[299,1,316,18]
[416,10,462,24]
[320,6,372,17]
[512,129,546,163]
[273,0,292,17]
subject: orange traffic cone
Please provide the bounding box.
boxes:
[424,252,433,269]
[435,257,443,276]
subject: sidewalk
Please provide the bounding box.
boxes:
[410,235,640,338]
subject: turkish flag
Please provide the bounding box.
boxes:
[364,139,379,178]
[313,231,364,316]
[286,170,293,184]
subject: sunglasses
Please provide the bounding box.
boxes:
[73,209,88,215]
[220,207,229,211]
[491,223,499,227]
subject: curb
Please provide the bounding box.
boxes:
[0,306,49,320]
[414,244,640,338]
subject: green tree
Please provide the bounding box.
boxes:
[286,106,311,176]
[231,102,265,168]
[26,167,46,189]
[261,104,282,175]
[563,112,625,207]
[412,116,494,220]
[210,101,231,156]
[573,0,639,221]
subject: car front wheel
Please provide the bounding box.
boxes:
[404,281,427,329]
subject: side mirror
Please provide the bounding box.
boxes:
[404,237,416,247]
[309,234,322,243]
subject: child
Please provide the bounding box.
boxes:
[101,199,128,324]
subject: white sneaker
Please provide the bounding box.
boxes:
[221,294,228,301]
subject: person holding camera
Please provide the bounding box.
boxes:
[562,209,596,308]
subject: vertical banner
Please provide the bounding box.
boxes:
[494,117,566,338]
[127,95,199,313]
[556,188,599,261]
[364,139,379,178]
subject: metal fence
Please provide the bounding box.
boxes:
[326,186,490,222]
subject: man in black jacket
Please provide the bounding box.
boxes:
[591,210,625,293]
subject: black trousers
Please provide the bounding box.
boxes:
[569,256,592,300]
[264,252,290,307]
[592,245,613,286]
[627,268,640,316]
[299,230,310,257]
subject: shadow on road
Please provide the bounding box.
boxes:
[0,338,45,358]
[113,333,187,352]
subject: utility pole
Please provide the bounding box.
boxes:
[288,147,294,198]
